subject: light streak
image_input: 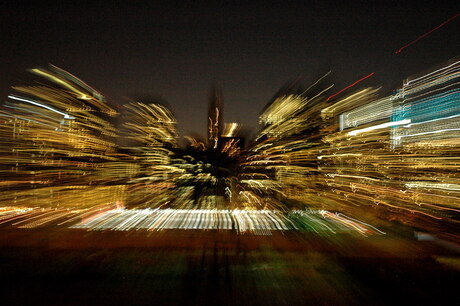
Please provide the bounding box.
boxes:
[325,174,381,182]
[301,70,332,95]
[8,95,75,119]
[405,60,460,86]
[30,68,89,99]
[348,119,411,136]
[403,113,460,127]
[405,182,460,192]
[70,208,383,235]
[337,213,386,234]
[395,128,460,140]
[1,58,459,241]
[318,153,363,160]
[326,72,375,101]
[395,12,460,54]
[340,96,394,130]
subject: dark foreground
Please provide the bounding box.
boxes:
[0,228,459,305]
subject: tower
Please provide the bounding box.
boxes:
[207,84,224,149]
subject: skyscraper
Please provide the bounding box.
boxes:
[207,84,223,149]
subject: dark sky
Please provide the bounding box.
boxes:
[1,1,459,137]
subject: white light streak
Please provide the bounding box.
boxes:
[348,119,411,136]
[8,95,75,119]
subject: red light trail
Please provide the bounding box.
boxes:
[395,12,460,54]
[326,72,375,101]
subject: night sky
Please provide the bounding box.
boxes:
[1,1,459,137]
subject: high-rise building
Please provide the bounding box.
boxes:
[207,84,223,149]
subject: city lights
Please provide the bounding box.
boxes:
[1,2,459,304]
[0,59,458,240]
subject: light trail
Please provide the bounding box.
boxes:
[395,12,460,54]
[0,206,386,236]
[326,72,375,101]
[348,119,411,136]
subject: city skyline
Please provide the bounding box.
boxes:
[1,2,458,137]
[1,2,459,304]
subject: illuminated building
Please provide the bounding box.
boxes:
[391,57,460,148]
[0,58,459,239]
[207,84,223,149]
[219,122,244,157]
[0,65,123,209]
[120,101,180,208]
